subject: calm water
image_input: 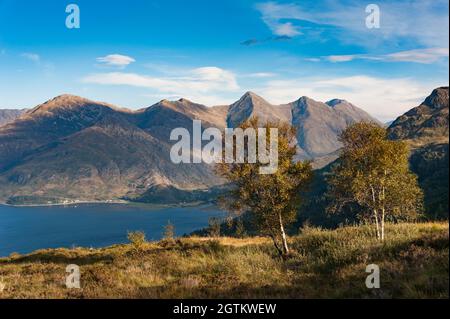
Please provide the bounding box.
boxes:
[0,203,225,257]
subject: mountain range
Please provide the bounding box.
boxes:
[0,88,446,206]
[0,92,377,204]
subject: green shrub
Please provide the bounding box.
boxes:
[127,231,147,250]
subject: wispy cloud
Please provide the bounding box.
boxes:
[324,48,449,64]
[83,66,240,105]
[255,1,449,48]
[256,2,304,37]
[245,72,277,78]
[19,52,54,74]
[96,54,135,68]
[21,53,40,63]
[326,55,359,63]
[385,48,449,64]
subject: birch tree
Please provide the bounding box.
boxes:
[327,122,423,240]
[217,119,312,256]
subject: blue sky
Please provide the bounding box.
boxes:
[0,0,448,121]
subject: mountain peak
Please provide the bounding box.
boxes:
[49,94,94,105]
[178,98,192,104]
[54,93,85,100]
[292,96,323,110]
[388,86,449,142]
[423,87,449,109]
[227,92,276,127]
[27,94,116,117]
[240,91,268,102]
[243,91,258,97]
[157,97,198,106]
[296,96,317,103]
[145,97,210,122]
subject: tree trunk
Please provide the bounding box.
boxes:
[278,213,290,256]
[371,187,381,240]
[269,234,283,256]
[374,209,381,240]
[381,183,386,241]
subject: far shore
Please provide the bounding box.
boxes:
[0,199,130,208]
[0,199,215,209]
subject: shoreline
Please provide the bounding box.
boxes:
[0,199,215,209]
[0,199,130,208]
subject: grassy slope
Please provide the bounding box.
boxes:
[0,222,448,299]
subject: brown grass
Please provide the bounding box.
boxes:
[0,222,448,299]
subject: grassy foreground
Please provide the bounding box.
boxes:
[0,222,448,299]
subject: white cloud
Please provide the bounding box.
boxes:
[273,22,301,37]
[21,53,40,63]
[83,66,240,105]
[254,75,445,122]
[96,54,136,67]
[324,48,449,64]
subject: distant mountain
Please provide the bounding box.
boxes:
[227,92,379,163]
[0,95,224,204]
[0,109,26,127]
[0,92,379,205]
[388,87,449,219]
[290,97,379,160]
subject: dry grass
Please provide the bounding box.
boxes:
[0,222,448,299]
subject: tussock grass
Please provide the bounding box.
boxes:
[0,222,447,299]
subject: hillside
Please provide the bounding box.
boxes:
[0,95,225,205]
[0,109,26,127]
[0,92,377,205]
[289,97,378,160]
[0,222,447,299]
[389,87,449,146]
[388,87,449,218]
